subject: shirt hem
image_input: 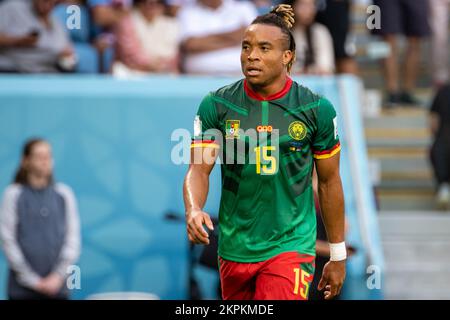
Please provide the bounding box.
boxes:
[218,247,316,263]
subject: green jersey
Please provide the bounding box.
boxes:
[191,77,340,262]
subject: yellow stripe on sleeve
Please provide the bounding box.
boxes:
[190,143,220,149]
[313,145,341,159]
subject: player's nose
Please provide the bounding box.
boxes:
[247,48,260,61]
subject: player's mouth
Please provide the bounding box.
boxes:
[246,67,263,76]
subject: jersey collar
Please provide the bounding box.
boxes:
[244,76,293,101]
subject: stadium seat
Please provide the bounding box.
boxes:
[73,42,99,74]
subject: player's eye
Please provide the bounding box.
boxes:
[261,46,270,52]
[242,44,250,50]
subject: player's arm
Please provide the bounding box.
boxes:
[315,153,346,300]
[184,93,220,245]
[183,146,219,245]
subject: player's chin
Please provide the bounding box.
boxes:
[244,72,265,85]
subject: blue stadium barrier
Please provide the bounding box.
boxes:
[0,75,383,299]
[73,43,100,74]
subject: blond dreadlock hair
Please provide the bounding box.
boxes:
[251,4,297,73]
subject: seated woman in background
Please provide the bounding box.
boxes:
[290,0,335,75]
[114,0,179,75]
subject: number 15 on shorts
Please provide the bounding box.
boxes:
[293,268,312,299]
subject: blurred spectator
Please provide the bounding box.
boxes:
[114,0,179,75]
[429,0,450,88]
[252,0,273,15]
[165,0,194,17]
[0,138,81,300]
[372,0,430,106]
[289,0,335,75]
[88,0,130,29]
[429,85,450,210]
[315,0,358,75]
[178,0,258,75]
[87,0,132,72]
[0,0,77,73]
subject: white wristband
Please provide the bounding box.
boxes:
[329,242,347,261]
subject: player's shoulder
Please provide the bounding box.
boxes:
[292,81,322,105]
[211,79,244,100]
[197,80,243,116]
[288,81,336,117]
[291,81,331,109]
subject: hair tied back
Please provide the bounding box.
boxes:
[270,4,295,29]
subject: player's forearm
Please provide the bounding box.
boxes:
[318,174,345,244]
[183,168,209,214]
[316,240,330,257]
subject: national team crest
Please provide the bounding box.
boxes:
[288,121,307,141]
[225,120,240,139]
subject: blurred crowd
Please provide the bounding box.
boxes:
[0,0,360,76]
[0,0,447,92]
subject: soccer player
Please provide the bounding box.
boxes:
[183,4,346,300]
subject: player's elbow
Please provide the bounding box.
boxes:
[317,170,342,195]
[318,167,341,185]
[185,165,210,182]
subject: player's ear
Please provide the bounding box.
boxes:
[283,50,293,67]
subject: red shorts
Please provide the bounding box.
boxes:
[219,251,315,300]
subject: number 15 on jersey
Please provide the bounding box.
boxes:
[254,146,278,175]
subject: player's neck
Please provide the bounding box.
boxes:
[248,74,288,99]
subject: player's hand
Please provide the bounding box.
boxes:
[317,260,346,300]
[185,209,214,245]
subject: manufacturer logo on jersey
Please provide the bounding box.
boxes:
[288,121,307,141]
[225,120,240,139]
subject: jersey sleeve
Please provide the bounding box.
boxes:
[191,93,221,149]
[312,98,341,159]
